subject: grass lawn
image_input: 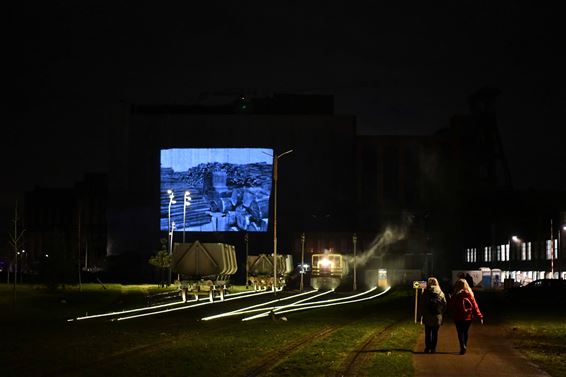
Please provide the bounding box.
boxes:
[503,300,566,377]
[3,284,562,377]
[0,284,419,377]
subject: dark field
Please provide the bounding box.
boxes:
[1,284,564,377]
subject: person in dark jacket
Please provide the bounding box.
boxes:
[464,273,475,289]
[448,278,483,355]
[420,277,447,353]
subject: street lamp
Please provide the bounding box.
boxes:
[183,191,191,243]
[167,189,176,285]
[167,189,176,237]
[169,221,176,284]
[353,233,357,291]
[265,149,294,291]
[559,225,566,278]
[509,235,522,283]
[300,233,305,292]
[245,233,249,288]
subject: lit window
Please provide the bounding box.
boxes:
[527,242,532,260]
[497,245,501,261]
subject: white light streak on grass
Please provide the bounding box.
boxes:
[201,289,319,321]
[241,289,335,321]
[274,286,391,316]
[114,289,275,321]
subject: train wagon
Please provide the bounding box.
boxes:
[311,253,349,290]
[172,241,237,301]
[247,253,293,290]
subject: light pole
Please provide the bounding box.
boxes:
[169,221,176,284]
[353,233,357,291]
[245,232,249,288]
[266,149,294,291]
[559,225,566,278]
[510,235,520,283]
[183,191,191,243]
[300,233,305,292]
[550,219,554,279]
[167,189,176,285]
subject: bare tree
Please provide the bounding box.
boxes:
[9,201,25,307]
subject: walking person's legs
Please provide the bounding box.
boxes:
[430,325,439,353]
[455,320,472,354]
[424,325,432,353]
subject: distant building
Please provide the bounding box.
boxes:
[19,91,564,284]
[23,173,107,280]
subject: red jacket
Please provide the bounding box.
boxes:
[448,290,483,321]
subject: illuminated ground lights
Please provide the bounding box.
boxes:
[241,286,387,321]
[113,289,274,321]
[200,286,390,322]
[66,288,269,322]
[201,289,321,321]
[66,286,391,323]
[270,286,391,317]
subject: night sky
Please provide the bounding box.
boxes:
[4,1,565,211]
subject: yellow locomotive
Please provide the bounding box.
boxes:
[310,253,349,290]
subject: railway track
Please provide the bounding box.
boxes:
[243,325,341,377]
[333,320,403,377]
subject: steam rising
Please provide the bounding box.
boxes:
[349,214,414,268]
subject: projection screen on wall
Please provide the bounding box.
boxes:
[160,148,273,232]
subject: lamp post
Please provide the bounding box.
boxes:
[300,233,305,292]
[510,235,520,283]
[353,233,357,291]
[169,221,176,284]
[183,191,191,243]
[245,232,249,288]
[167,190,176,285]
[267,149,294,291]
[559,225,566,278]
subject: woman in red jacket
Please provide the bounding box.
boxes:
[448,278,483,355]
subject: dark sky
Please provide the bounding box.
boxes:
[4,1,566,209]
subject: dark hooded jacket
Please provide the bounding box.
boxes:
[420,285,447,326]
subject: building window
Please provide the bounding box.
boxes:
[465,248,477,263]
[473,248,477,262]
[546,240,553,260]
[505,244,509,261]
[484,246,491,262]
[555,239,558,258]
[521,243,526,261]
[527,242,532,260]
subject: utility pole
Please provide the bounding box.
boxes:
[550,219,554,278]
[300,233,305,292]
[270,149,293,292]
[245,232,249,289]
[353,233,357,291]
[78,205,82,292]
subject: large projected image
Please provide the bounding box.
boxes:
[160,148,273,232]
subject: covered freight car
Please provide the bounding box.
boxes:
[172,241,237,301]
[247,254,293,290]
